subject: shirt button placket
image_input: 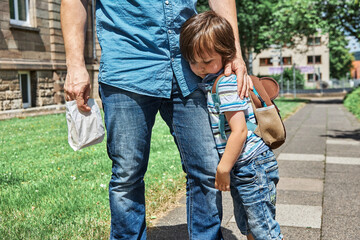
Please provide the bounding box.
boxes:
[164,1,175,61]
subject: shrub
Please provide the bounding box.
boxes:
[267,66,305,90]
[344,87,360,119]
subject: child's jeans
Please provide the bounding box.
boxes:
[230,150,283,240]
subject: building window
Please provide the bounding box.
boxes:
[282,57,292,65]
[9,0,30,26]
[19,72,31,108]
[307,55,321,64]
[260,58,273,66]
[307,37,321,46]
[307,73,322,82]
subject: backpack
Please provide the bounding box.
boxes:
[211,74,286,149]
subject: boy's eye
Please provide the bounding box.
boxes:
[204,60,212,64]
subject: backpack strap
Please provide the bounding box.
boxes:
[211,74,227,139]
[211,73,257,139]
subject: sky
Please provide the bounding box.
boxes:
[347,36,360,53]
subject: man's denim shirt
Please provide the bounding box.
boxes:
[96,0,201,98]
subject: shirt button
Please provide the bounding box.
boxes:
[168,30,172,34]
[165,1,169,5]
[171,58,174,62]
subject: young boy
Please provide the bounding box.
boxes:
[180,11,283,240]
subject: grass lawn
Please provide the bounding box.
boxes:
[0,98,305,239]
[274,97,308,120]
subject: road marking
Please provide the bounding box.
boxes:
[229,204,322,229]
[276,204,322,229]
[277,178,323,192]
[278,153,325,162]
[326,139,360,146]
[326,156,360,165]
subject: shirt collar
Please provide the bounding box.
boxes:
[201,69,224,84]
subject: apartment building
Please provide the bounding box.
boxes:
[252,35,330,88]
[0,0,100,111]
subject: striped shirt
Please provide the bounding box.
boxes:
[204,73,269,161]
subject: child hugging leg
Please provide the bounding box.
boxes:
[180,10,284,240]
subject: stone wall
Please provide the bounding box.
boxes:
[0,0,100,113]
[0,70,22,111]
[0,70,66,111]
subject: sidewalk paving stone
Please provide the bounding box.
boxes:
[277,177,323,192]
[149,97,360,240]
[278,153,325,161]
[275,204,322,229]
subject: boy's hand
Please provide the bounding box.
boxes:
[215,165,231,191]
[224,56,253,99]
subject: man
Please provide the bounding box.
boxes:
[61,1,251,239]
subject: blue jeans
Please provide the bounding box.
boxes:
[230,150,283,240]
[99,81,222,240]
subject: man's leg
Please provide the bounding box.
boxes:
[159,82,223,240]
[99,83,160,240]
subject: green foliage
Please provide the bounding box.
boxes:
[196,0,325,69]
[235,0,278,60]
[270,0,324,46]
[196,0,210,13]
[329,31,354,79]
[269,66,305,89]
[344,87,360,119]
[318,0,360,42]
[196,0,359,75]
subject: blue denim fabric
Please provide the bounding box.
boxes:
[99,80,223,240]
[96,0,201,98]
[230,150,283,240]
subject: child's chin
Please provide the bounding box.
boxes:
[198,74,206,78]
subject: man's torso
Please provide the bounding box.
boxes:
[96,0,200,98]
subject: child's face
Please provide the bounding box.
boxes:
[189,50,223,79]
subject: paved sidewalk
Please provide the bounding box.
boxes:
[148,97,360,240]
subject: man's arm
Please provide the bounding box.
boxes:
[61,0,91,112]
[209,0,253,98]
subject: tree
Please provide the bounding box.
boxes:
[317,0,360,42]
[196,0,279,69]
[196,0,325,69]
[329,31,354,80]
[269,0,325,47]
[196,0,358,78]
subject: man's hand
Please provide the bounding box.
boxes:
[64,65,91,112]
[224,57,253,99]
[215,164,231,191]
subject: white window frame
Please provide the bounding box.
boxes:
[9,0,31,27]
[19,71,31,108]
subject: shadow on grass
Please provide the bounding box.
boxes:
[148,225,240,240]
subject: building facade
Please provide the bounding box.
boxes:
[351,51,360,80]
[252,35,330,88]
[0,0,100,111]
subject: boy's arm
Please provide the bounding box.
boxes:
[61,0,91,112]
[215,111,248,191]
[209,0,253,99]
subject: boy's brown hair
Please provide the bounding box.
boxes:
[180,11,236,63]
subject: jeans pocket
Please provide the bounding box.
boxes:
[231,159,257,186]
[265,161,279,206]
